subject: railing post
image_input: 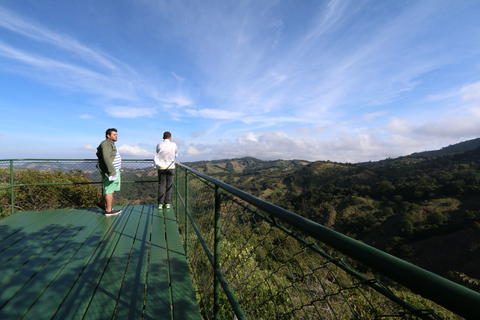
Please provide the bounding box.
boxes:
[214,185,221,320]
[10,160,14,216]
[175,166,178,213]
[184,169,189,259]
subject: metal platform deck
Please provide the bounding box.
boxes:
[0,204,201,320]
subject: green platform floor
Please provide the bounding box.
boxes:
[0,204,202,320]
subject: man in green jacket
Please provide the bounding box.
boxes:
[96,128,122,215]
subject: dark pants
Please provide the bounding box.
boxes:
[158,169,175,204]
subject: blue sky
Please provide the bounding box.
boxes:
[1,1,480,163]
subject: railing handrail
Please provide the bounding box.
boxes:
[176,162,480,320]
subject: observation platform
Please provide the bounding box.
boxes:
[0,204,201,319]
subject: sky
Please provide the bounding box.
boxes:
[1,0,480,163]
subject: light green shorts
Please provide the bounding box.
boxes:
[102,170,121,195]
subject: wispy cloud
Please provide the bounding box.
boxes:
[106,106,158,118]
[186,108,244,120]
[0,6,121,71]
[118,144,154,157]
[79,144,95,151]
[0,6,164,115]
[364,111,388,122]
[150,1,454,127]
[0,41,137,101]
[460,82,480,101]
[162,95,193,108]
[0,1,461,126]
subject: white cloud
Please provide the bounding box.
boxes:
[428,81,480,103]
[238,132,259,143]
[190,130,206,138]
[118,144,154,157]
[469,107,480,119]
[193,131,315,161]
[364,111,387,122]
[163,95,193,108]
[137,142,150,147]
[292,126,326,135]
[386,117,412,134]
[427,91,457,102]
[106,106,157,118]
[183,112,480,162]
[186,108,244,120]
[416,116,480,138]
[185,146,202,156]
[80,144,95,151]
[172,137,185,148]
[79,114,94,119]
[385,107,480,140]
[460,82,480,101]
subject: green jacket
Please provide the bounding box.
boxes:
[96,139,117,176]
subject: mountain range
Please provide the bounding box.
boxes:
[183,137,480,290]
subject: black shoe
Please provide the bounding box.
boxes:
[97,203,106,211]
[104,209,122,216]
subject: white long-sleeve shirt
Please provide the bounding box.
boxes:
[154,139,178,169]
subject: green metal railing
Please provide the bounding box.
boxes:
[173,163,480,320]
[1,159,480,319]
[0,159,157,216]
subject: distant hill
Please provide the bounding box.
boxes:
[181,138,480,289]
[410,137,480,158]
[359,137,480,167]
[183,157,310,175]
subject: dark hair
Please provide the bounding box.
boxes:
[163,131,171,139]
[106,128,117,137]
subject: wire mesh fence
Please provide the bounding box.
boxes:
[0,159,157,218]
[174,164,465,320]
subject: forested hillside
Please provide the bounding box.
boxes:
[183,138,480,291]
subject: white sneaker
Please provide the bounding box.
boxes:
[104,209,122,216]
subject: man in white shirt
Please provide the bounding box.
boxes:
[154,131,178,210]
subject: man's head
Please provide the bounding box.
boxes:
[163,131,171,140]
[106,128,118,142]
